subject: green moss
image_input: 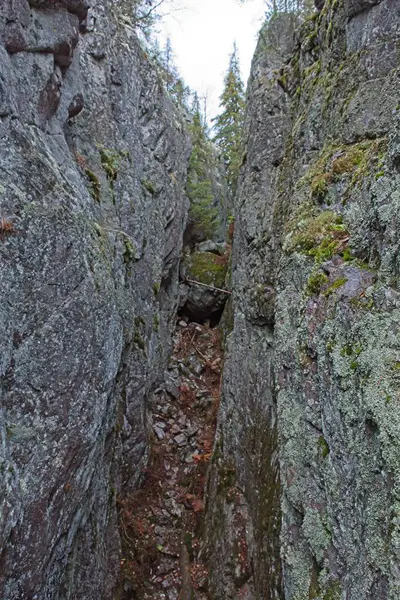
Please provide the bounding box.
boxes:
[311,238,342,263]
[306,272,329,296]
[123,238,136,264]
[153,282,160,295]
[153,314,160,332]
[85,168,101,202]
[343,248,372,271]
[323,277,348,297]
[134,316,145,328]
[318,436,330,458]
[277,72,288,90]
[133,331,145,351]
[340,344,353,357]
[311,173,330,202]
[331,146,365,175]
[6,424,15,438]
[340,342,362,361]
[99,147,120,182]
[300,138,388,205]
[326,339,336,353]
[186,251,228,288]
[141,179,156,195]
[286,206,348,263]
[342,248,352,262]
[322,581,341,600]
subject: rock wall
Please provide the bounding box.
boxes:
[0,1,190,598]
[205,1,400,599]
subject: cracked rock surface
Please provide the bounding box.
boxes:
[0,1,190,598]
[205,1,400,599]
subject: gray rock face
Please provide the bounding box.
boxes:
[344,0,383,19]
[206,2,400,600]
[0,1,190,599]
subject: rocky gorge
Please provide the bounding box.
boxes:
[0,0,400,599]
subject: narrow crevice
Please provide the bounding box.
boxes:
[116,319,224,599]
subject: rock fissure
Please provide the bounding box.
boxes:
[117,319,222,600]
[1,0,400,599]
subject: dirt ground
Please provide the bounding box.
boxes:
[118,320,223,599]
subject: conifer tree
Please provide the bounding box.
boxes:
[270,0,314,13]
[212,43,245,197]
[186,95,218,242]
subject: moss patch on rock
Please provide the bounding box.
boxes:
[186,251,228,288]
[300,138,387,203]
[285,204,348,263]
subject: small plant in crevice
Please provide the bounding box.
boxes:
[323,276,348,297]
[306,271,329,296]
[141,179,157,195]
[85,168,101,202]
[153,314,160,332]
[123,238,136,264]
[133,315,146,353]
[99,147,120,183]
[318,435,330,459]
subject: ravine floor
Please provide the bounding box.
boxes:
[118,319,223,599]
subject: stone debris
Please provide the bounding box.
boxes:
[154,426,166,441]
[118,320,222,598]
[173,433,187,447]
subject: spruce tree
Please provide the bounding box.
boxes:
[212,43,245,197]
[186,95,218,242]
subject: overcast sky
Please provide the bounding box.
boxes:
[157,0,267,121]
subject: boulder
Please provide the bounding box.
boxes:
[181,250,229,321]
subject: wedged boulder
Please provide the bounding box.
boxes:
[181,250,229,321]
[196,239,227,255]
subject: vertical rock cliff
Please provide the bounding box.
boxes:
[206,1,400,599]
[0,1,190,598]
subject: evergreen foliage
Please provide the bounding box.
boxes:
[117,7,223,242]
[269,0,309,12]
[122,0,169,39]
[263,0,315,17]
[156,38,192,109]
[240,0,314,17]
[212,43,245,197]
[186,96,218,242]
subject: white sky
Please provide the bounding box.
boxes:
[157,0,267,121]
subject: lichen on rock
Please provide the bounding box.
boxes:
[0,1,191,598]
[205,1,400,599]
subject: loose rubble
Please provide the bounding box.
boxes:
[118,320,222,599]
